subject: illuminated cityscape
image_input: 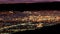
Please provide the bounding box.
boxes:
[0,10,60,33]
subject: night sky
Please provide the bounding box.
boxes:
[0,0,60,3]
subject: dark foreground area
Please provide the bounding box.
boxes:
[12,24,60,34]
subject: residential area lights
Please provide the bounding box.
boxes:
[0,11,60,23]
[9,15,60,23]
[0,15,60,23]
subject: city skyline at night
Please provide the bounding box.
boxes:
[0,10,60,33]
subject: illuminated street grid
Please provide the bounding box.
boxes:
[0,10,60,33]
